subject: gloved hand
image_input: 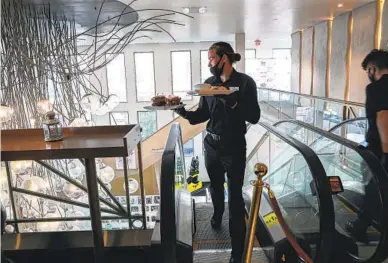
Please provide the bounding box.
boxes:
[173,107,187,118]
[381,153,388,172]
[215,92,238,107]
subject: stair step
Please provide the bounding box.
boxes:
[193,248,269,263]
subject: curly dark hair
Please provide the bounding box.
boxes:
[361,49,388,70]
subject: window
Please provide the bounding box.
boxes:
[200,50,212,83]
[171,51,192,101]
[110,112,129,125]
[273,49,291,91]
[106,53,127,102]
[183,139,194,157]
[134,52,156,102]
[245,49,256,59]
[245,49,258,80]
[137,111,157,140]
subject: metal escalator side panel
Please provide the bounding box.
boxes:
[243,185,286,243]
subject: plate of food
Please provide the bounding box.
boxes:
[187,84,239,96]
[144,94,185,110]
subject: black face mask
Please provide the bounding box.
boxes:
[368,67,376,83]
[210,57,225,80]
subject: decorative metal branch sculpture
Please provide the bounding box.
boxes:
[0,0,191,233]
[1,0,191,129]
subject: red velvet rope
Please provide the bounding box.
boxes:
[268,190,314,263]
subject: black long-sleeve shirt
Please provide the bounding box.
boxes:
[366,74,388,158]
[185,69,261,137]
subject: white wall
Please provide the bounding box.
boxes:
[246,38,292,58]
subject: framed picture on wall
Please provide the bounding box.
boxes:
[115,150,137,170]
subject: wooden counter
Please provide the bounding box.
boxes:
[1,125,142,263]
[1,125,141,161]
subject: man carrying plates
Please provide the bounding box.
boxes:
[174,42,261,263]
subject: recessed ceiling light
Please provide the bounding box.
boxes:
[337,3,344,7]
[198,7,207,14]
[182,7,190,14]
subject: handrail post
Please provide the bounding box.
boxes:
[243,163,268,263]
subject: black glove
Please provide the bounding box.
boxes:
[173,107,187,118]
[215,92,238,107]
[381,153,388,172]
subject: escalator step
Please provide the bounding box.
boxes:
[194,203,232,250]
[193,249,269,263]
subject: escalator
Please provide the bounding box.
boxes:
[274,119,388,263]
[156,122,336,263]
[242,122,334,263]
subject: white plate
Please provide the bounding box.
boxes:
[143,104,186,111]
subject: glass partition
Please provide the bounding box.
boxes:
[275,121,384,261]
[329,118,368,144]
[257,88,365,131]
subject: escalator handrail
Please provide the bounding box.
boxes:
[159,123,185,263]
[274,119,388,263]
[327,117,368,133]
[258,122,335,263]
[258,87,365,108]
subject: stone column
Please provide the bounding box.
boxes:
[235,33,246,73]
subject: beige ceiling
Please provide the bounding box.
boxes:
[116,0,375,43]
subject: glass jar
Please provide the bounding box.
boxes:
[42,111,63,142]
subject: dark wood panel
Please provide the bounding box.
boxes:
[1,125,139,161]
[2,229,154,250]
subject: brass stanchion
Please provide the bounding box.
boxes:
[243,163,268,263]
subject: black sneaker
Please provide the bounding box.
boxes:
[345,220,369,243]
[210,217,221,229]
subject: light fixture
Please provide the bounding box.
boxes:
[182,6,207,14]
[0,104,13,123]
[337,3,343,8]
[198,7,207,14]
[10,160,33,175]
[37,99,53,114]
[98,165,115,184]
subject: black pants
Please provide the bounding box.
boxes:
[358,161,382,227]
[204,134,247,258]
